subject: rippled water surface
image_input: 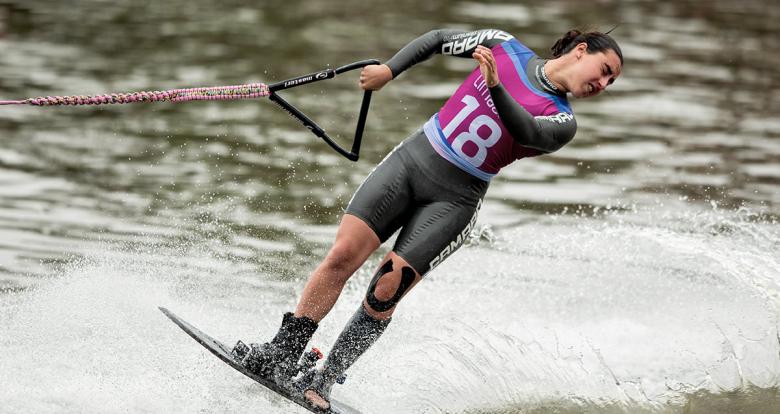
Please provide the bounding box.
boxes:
[1,1,778,413]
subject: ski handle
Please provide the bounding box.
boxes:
[267,59,380,162]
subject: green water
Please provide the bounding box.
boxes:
[0,1,778,413]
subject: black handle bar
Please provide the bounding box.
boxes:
[267,59,380,162]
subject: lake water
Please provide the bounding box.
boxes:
[0,1,778,413]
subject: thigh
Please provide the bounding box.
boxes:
[393,196,483,276]
[329,214,382,268]
[345,144,415,243]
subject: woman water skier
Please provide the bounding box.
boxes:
[239,28,623,409]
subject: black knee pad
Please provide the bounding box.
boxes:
[365,259,416,313]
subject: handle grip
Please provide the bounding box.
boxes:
[335,59,381,74]
[268,59,379,162]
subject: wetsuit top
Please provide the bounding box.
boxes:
[386,29,577,181]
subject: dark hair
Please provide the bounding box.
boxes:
[550,29,623,65]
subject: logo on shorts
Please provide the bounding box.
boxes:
[428,198,483,270]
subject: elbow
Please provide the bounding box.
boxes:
[426,29,447,42]
[512,132,570,154]
[544,132,576,154]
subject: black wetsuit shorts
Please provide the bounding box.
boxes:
[346,129,489,275]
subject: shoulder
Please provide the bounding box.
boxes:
[549,95,574,118]
[441,29,515,54]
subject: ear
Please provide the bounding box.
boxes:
[575,42,588,59]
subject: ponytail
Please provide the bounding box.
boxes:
[550,29,623,64]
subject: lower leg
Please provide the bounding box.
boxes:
[303,303,390,409]
[305,252,422,409]
[240,215,380,380]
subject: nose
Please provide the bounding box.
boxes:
[598,77,609,90]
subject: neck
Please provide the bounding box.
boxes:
[543,58,569,94]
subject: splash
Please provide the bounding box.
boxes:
[347,204,780,413]
[1,204,778,413]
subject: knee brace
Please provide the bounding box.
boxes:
[365,259,416,312]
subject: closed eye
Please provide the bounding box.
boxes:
[603,64,616,85]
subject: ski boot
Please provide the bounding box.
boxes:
[232,312,318,387]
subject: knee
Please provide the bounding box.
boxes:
[371,266,409,302]
[372,277,397,302]
[365,259,417,313]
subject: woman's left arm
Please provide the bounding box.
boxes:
[490,84,577,153]
[473,45,576,153]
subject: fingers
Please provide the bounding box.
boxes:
[473,45,499,87]
[358,67,373,90]
[472,45,496,70]
[359,66,370,84]
[472,45,494,60]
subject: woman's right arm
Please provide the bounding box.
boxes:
[361,29,514,91]
[386,29,513,77]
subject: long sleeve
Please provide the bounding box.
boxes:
[489,84,576,153]
[385,29,514,78]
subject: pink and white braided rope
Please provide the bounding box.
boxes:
[0,83,270,106]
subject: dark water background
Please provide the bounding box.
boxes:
[0,1,778,413]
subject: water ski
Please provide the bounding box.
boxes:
[159,307,361,414]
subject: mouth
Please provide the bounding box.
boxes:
[586,83,596,95]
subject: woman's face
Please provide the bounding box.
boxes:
[569,44,622,98]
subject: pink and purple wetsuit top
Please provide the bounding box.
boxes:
[386,29,577,181]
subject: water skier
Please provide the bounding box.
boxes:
[239,27,623,410]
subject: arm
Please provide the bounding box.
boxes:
[360,29,514,90]
[386,28,514,77]
[489,84,576,153]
